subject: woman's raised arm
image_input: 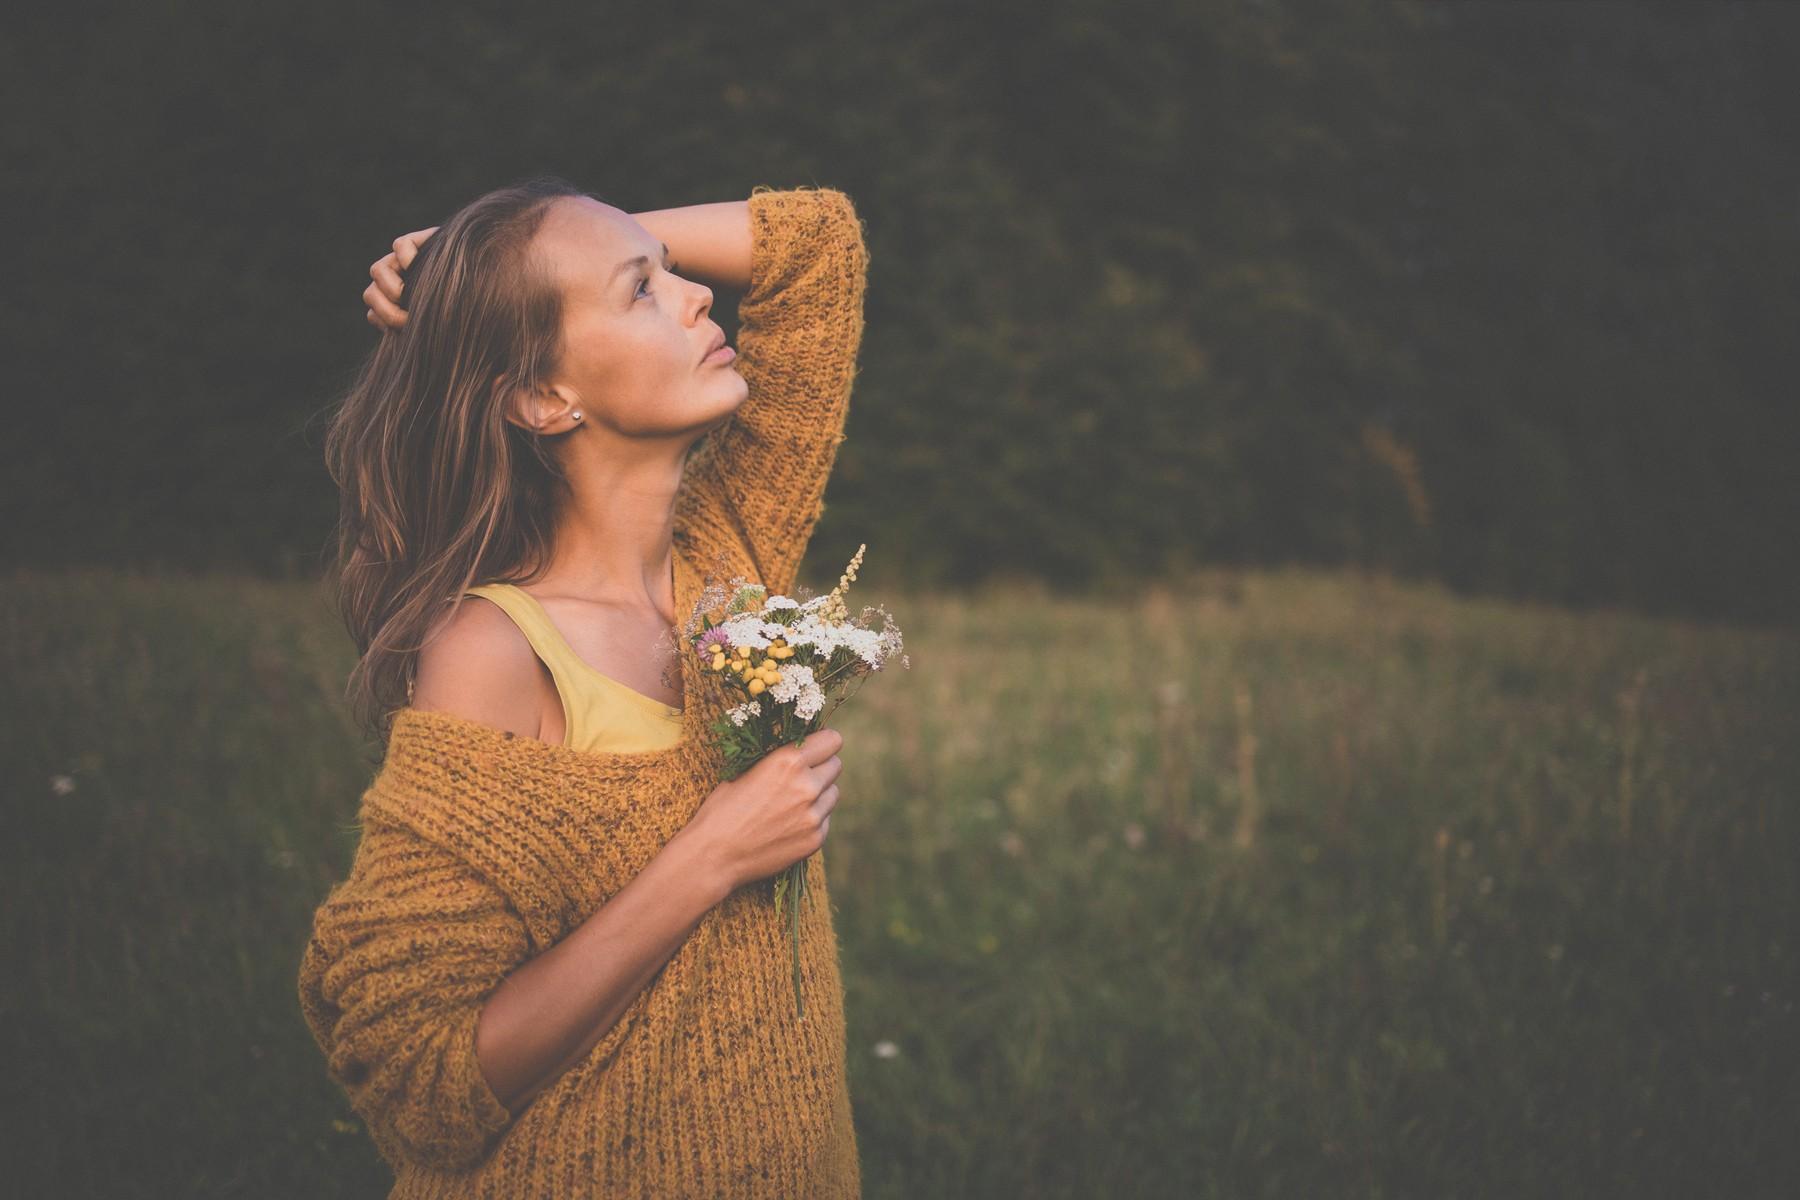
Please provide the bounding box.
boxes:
[629,200,752,294]
[672,186,871,596]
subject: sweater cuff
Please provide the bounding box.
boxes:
[458,1005,515,1138]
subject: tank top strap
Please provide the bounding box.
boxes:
[460,582,683,754]
[461,583,683,718]
[461,583,583,691]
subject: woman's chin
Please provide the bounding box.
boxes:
[701,375,749,421]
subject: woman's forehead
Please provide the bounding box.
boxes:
[543,203,651,273]
[537,198,658,296]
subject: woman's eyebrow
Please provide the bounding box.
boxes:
[610,243,674,281]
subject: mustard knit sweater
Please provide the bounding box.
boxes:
[298,186,869,1199]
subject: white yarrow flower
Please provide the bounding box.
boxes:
[785,614,839,655]
[721,613,774,648]
[770,663,826,722]
[839,626,884,667]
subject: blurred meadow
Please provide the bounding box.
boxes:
[5,564,1795,1196]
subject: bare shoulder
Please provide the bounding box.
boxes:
[412,594,549,741]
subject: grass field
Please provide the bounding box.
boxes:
[3,564,1795,1197]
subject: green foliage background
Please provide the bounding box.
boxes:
[5,1,1795,624]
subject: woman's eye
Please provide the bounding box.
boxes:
[634,276,651,301]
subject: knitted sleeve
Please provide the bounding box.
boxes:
[297,815,532,1174]
[681,185,869,597]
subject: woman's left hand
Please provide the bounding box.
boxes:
[364,226,439,331]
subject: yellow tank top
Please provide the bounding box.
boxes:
[461,584,685,754]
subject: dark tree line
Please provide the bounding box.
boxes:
[3,0,1794,625]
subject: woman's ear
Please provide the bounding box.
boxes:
[500,377,586,435]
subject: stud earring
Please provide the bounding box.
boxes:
[572,411,582,421]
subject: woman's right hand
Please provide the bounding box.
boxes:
[682,728,845,896]
[364,226,439,331]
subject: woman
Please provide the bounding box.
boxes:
[298,178,870,1198]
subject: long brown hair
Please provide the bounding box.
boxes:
[320,175,589,744]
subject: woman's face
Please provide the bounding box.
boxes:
[520,195,746,438]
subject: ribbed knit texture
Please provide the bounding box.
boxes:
[298,185,868,1199]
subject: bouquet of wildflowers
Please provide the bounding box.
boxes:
[684,545,908,1019]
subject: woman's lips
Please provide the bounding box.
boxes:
[703,344,736,365]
